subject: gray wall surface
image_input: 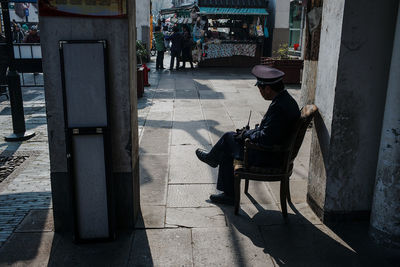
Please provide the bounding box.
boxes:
[370,1,400,248]
[136,0,150,41]
[307,0,345,214]
[308,0,398,220]
[40,15,139,232]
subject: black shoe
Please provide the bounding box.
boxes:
[195,148,218,168]
[210,193,234,205]
[160,67,165,69]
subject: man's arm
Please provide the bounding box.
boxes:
[243,106,287,146]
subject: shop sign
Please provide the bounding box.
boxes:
[39,0,127,18]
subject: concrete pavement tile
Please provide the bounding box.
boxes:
[199,99,225,109]
[145,111,173,128]
[224,106,254,122]
[176,80,195,90]
[129,228,193,266]
[0,232,54,266]
[169,144,217,184]
[192,227,274,267]
[140,155,168,205]
[173,109,204,122]
[48,233,133,266]
[165,207,226,228]
[198,90,225,100]
[15,209,54,232]
[267,180,307,204]
[176,89,199,99]
[149,100,174,113]
[139,127,170,154]
[260,224,360,267]
[153,90,175,99]
[239,180,276,205]
[167,184,218,208]
[202,108,234,126]
[223,202,322,227]
[174,99,200,108]
[286,202,323,225]
[135,205,165,229]
[291,161,309,180]
[171,121,211,146]
[223,203,284,226]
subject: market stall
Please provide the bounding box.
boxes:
[197,3,269,67]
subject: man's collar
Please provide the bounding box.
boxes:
[272,89,287,103]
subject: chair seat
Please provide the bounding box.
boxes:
[233,159,284,175]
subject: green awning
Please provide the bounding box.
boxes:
[198,7,268,15]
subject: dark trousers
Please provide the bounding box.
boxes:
[156,50,164,69]
[182,47,193,69]
[170,50,180,70]
[182,59,194,69]
[211,132,243,197]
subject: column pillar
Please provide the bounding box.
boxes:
[307,0,398,222]
[39,1,139,233]
[370,2,400,248]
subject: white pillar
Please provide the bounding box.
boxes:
[370,2,400,248]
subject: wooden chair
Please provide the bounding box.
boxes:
[233,105,318,217]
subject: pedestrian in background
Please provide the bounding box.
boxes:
[24,26,40,43]
[181,25,194,69]
[162,26,170,49]
[154,26,165,70]
[168,26,183,70]
[12,24,24,43]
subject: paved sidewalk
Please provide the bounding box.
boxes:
[0,73,52,250]
[0,61,398,266]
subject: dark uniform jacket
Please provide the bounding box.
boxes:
[169,32,183,53]
[243,89,300,166]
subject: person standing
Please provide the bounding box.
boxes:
[154,26,165,70]
[12,24,25,43]
[181,25,194,69]
[168,26,183,70]
[24,26,40,43]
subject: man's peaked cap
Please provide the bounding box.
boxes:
[251,65,285,85]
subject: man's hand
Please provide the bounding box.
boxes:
[234,127,248,143]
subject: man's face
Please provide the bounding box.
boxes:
[257,84,274,100]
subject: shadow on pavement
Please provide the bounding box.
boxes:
[217,194,399,267]
[0,193,52,266]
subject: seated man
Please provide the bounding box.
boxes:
[195,65,300,204]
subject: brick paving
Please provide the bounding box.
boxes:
[0,73,51,247]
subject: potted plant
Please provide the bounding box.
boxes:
[136,40,149,65]
[261,43,303,84]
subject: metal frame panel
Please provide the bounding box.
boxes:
[59,40,115,242]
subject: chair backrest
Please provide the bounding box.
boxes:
[286,105,318,165]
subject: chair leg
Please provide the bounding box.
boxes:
[244,179,249,194]
[286,177,292,204]
[234,175,241,215]
[280,180,288,218]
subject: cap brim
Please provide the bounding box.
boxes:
[255,77,284,86]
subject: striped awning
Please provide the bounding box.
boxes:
[198,7,268,15]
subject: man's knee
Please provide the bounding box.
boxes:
[222,131,235,139]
